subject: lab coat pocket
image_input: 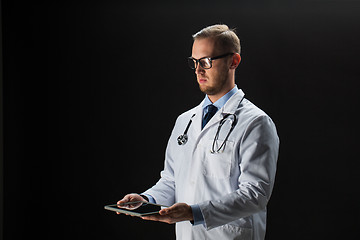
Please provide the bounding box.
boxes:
[218,225,253,240]
[201,139,235,179]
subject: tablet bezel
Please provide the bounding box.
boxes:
[104,201,168,217]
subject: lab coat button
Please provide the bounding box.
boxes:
[203,170,207,174]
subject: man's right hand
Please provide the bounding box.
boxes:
[116,194,147,214]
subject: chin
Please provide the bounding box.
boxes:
[199,85,217,95]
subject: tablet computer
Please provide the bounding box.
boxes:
[104,201,168,217]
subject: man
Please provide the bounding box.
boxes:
[118,24,279,240]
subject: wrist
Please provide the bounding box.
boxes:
[187,204,194,221]
[139,194,149,202]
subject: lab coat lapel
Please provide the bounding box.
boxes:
[188,101,204,143]
[222,89,245,114]
[201,90,245,131]
[191,90,245,149]
[201,110,222,132]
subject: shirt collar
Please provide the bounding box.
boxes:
[202,85,239,110]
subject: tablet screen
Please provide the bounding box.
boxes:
[104,201,167,217]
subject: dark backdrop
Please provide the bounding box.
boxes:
[2,0,360,239]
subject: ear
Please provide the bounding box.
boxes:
[230,53,241,69]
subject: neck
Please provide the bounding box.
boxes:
[208,81,235,103]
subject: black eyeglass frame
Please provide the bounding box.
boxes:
[188,52,234,70]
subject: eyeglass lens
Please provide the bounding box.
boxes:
[188,58,212,69]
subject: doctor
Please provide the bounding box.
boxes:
[118,24,279,240]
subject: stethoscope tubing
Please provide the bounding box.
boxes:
[177,96,245,153]
[210,113,237,154]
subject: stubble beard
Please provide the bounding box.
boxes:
[198,71,229,97]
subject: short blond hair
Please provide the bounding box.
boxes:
[192,24,241,54]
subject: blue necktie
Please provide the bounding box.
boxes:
[202,105,218,129]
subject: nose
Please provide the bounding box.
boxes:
[195,63,205,75]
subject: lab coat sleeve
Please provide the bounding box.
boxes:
[198,115,279,230]
[142,120,178,206]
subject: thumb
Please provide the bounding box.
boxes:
[159,208,171,215]
[117,195,130,205]
[159,207,172,215]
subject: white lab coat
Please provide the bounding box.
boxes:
[144,90,279,240]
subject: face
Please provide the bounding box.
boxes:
[191,38,234,99]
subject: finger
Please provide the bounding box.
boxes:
[117,195,131,206]
[159,205,175,215]
[142,214,162,221]
[141,215,153,221]
[159,208,170,215]
[142,214,174,224]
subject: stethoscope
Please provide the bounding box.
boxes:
[177,96,244,154]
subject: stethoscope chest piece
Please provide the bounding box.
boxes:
[177,114,196,146]
[177,134,188,145]
[177,95,244,152]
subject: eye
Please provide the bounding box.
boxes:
[200,58,212,69]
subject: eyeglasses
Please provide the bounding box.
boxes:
[188,52,234,70]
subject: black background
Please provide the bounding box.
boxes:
[2,0,360,239]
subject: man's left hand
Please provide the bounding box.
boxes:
[141,203,194,224]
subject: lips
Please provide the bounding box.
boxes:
[198,78,207,84]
